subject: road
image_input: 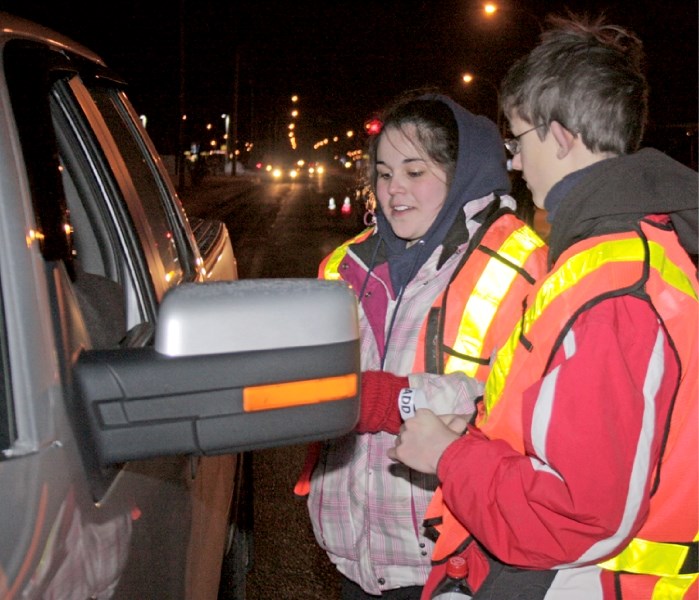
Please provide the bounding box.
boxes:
[179,169,366,600]
[182,170,365,279]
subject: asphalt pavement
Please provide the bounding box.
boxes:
[246,445,343,599]
[178,169,345,600]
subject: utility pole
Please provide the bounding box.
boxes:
[177,0,186,192]
[230,48,239,177]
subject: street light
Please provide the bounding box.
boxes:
[480,2,542,35]
[221,113,231,171]
[462,72,504,137]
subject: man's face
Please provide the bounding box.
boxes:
[507,115,558,209]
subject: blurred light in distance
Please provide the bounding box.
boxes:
[364,118,382,135]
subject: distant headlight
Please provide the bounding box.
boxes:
[272,168,282,178]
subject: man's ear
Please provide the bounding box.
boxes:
[550,121,575,159]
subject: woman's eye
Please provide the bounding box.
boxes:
[377,172,391,180]
[408,170,423,178]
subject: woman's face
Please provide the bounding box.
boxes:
[375,125,449,242]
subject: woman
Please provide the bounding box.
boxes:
[297,89,547,599]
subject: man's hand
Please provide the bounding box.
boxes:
[387,408,461,474]
[439,413,470,435]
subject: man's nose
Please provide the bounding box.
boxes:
[510,153,523,172]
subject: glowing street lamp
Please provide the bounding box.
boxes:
[288,96,299,150]
[481,2,542,34]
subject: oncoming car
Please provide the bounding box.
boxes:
[0,12,360,600]
[258,157,323,182]
[272,163,300,180]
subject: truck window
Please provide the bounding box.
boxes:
[49,80,156,333]
[87,86,190,287]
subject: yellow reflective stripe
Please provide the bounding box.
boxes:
[323,247,346,281]
[652,574,697,599]
[322,228,373,280]
[484,316,523,410]
[445,226,545,375]
[485,237,648,414]
[598,538,696,577]
[445,291,498,376]
[648,240,699,299]
[599,536,699,599]
[486,236,698,414]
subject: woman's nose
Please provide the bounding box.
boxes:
[387,174,404,194]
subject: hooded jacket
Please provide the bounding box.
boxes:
[546,148,698,269]
[303,95,546,595]
[373,94,511,297]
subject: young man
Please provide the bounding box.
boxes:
[388,14,698,600]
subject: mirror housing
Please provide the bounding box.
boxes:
[74,279,361,465]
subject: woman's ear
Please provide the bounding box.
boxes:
[550,121,576,159]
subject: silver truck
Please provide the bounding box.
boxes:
[0,12,359,599]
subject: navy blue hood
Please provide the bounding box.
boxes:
[374,94,511,293]
[547,148,698,269]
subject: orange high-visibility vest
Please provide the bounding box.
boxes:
[425,219,698,598]
[413,212,546,379]
[318,213,547,381]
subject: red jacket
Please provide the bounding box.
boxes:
[423,218,698,599]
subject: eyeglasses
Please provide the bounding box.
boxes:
[504,125,543,155]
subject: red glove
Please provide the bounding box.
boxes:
[356,371,409,435]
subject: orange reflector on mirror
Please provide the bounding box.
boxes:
[243,373,358,412]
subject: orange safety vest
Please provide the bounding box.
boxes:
[424,219,699,598]
[413,212,546,379]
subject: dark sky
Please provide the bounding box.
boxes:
[0,1,696,161]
